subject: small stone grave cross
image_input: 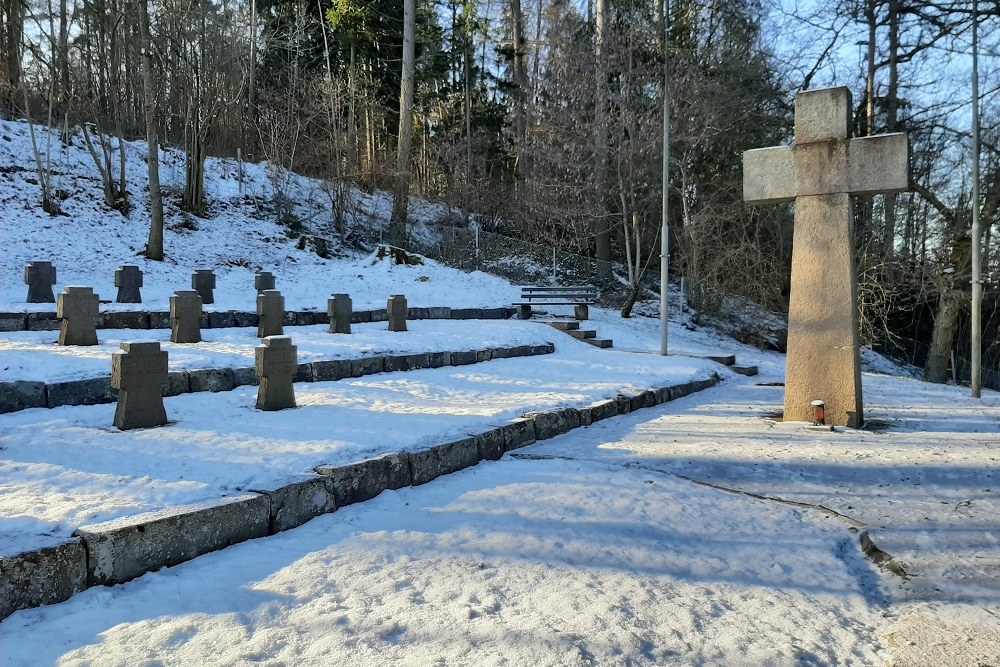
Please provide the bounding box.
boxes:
[112,341,169,430]
[743,86,909,427]
[24,261,57,303]
[328,293,352,334]
[192,269,216,305]
[255,271,275,293]
[57,286,100,346]
[115,265,143,303]
[387,294,408,332]
[170,290,203,343]
[256,336,297,410]
[257,289,285,338]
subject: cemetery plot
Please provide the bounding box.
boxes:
[0,347,718,557]
[0,320,559,384]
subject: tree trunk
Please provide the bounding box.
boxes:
[882,0,899,260]
[389,0,416,244]
[140,0,164,260]
[593,0,611,273]
[510,0,527,174]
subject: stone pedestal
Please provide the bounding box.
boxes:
[57,286,99,346]
[254,271,275,293]
[387,295,408,332]
[25,261,57,303]
[112,341,169,430]
[574,304,589,321]
[256,336,297,411]
[192,269,216,305]
[170,291,202,344]
[257,290,285,338]
[517,304,532,320]
[328,294,352,334]
[114,265,143,303]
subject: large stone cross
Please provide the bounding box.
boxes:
[743,86,909,428]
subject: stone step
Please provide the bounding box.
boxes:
[542,320,581,331]
[567,329,597,340]
[584,338,613,349]
[732,365,759,376]
[702,354,736,366]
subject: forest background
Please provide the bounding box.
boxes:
[0,0,997,384]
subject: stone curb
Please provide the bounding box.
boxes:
[0,307,519,333]
[0,343,556,414]
[0,372,720,620]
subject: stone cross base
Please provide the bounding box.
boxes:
[784,193,863,428]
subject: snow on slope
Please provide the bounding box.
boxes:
[0,119,515,311]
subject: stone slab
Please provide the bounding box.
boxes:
[100,312,150,330]
[76,493,270,586]
[450,351,477,366]
[407,307,430,320]
[257,476,336,533]
[474,429,506,461]
[427,307,451,319]
[427,351,451,368]
[208,311,237,329]
[149,311,171,329]
[475,349,493,363]
[0,380,47,413]
[350,356,385,377]
[498,418,537,450]
[164,371,191,397]
[0,312,28,332]
[526,407,581,440]
[232,311,259,328]
[450,308,481,320]
[231,366,259,387]
[315,453,412,507]
[629,390,656,412]
[369,308,388,323]
[27,312,60,331]
[293,312,315,326]
[351,310,373,324]
[46,377,115,408]
[408,438,481,485]
[0,540,88,621]
[188,368,236,393]
[312,359,353,382]
[588,398,620,422]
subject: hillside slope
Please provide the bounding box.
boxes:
[0,120,514,311]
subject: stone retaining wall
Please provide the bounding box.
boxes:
[0,307,518,332]
[0,373,722,620]
[0,343,555,414]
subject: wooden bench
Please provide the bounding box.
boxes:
[515,286,598,320]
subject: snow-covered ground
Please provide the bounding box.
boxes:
[0,319,559,383]
[0,335,717,556]
[0,440,891,666]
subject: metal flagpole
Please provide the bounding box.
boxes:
[971,0,982,398]
[660,0,670,356]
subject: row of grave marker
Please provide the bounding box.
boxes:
[113,336,298,430]
[24,261,277,305]
[52,286,410,346]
